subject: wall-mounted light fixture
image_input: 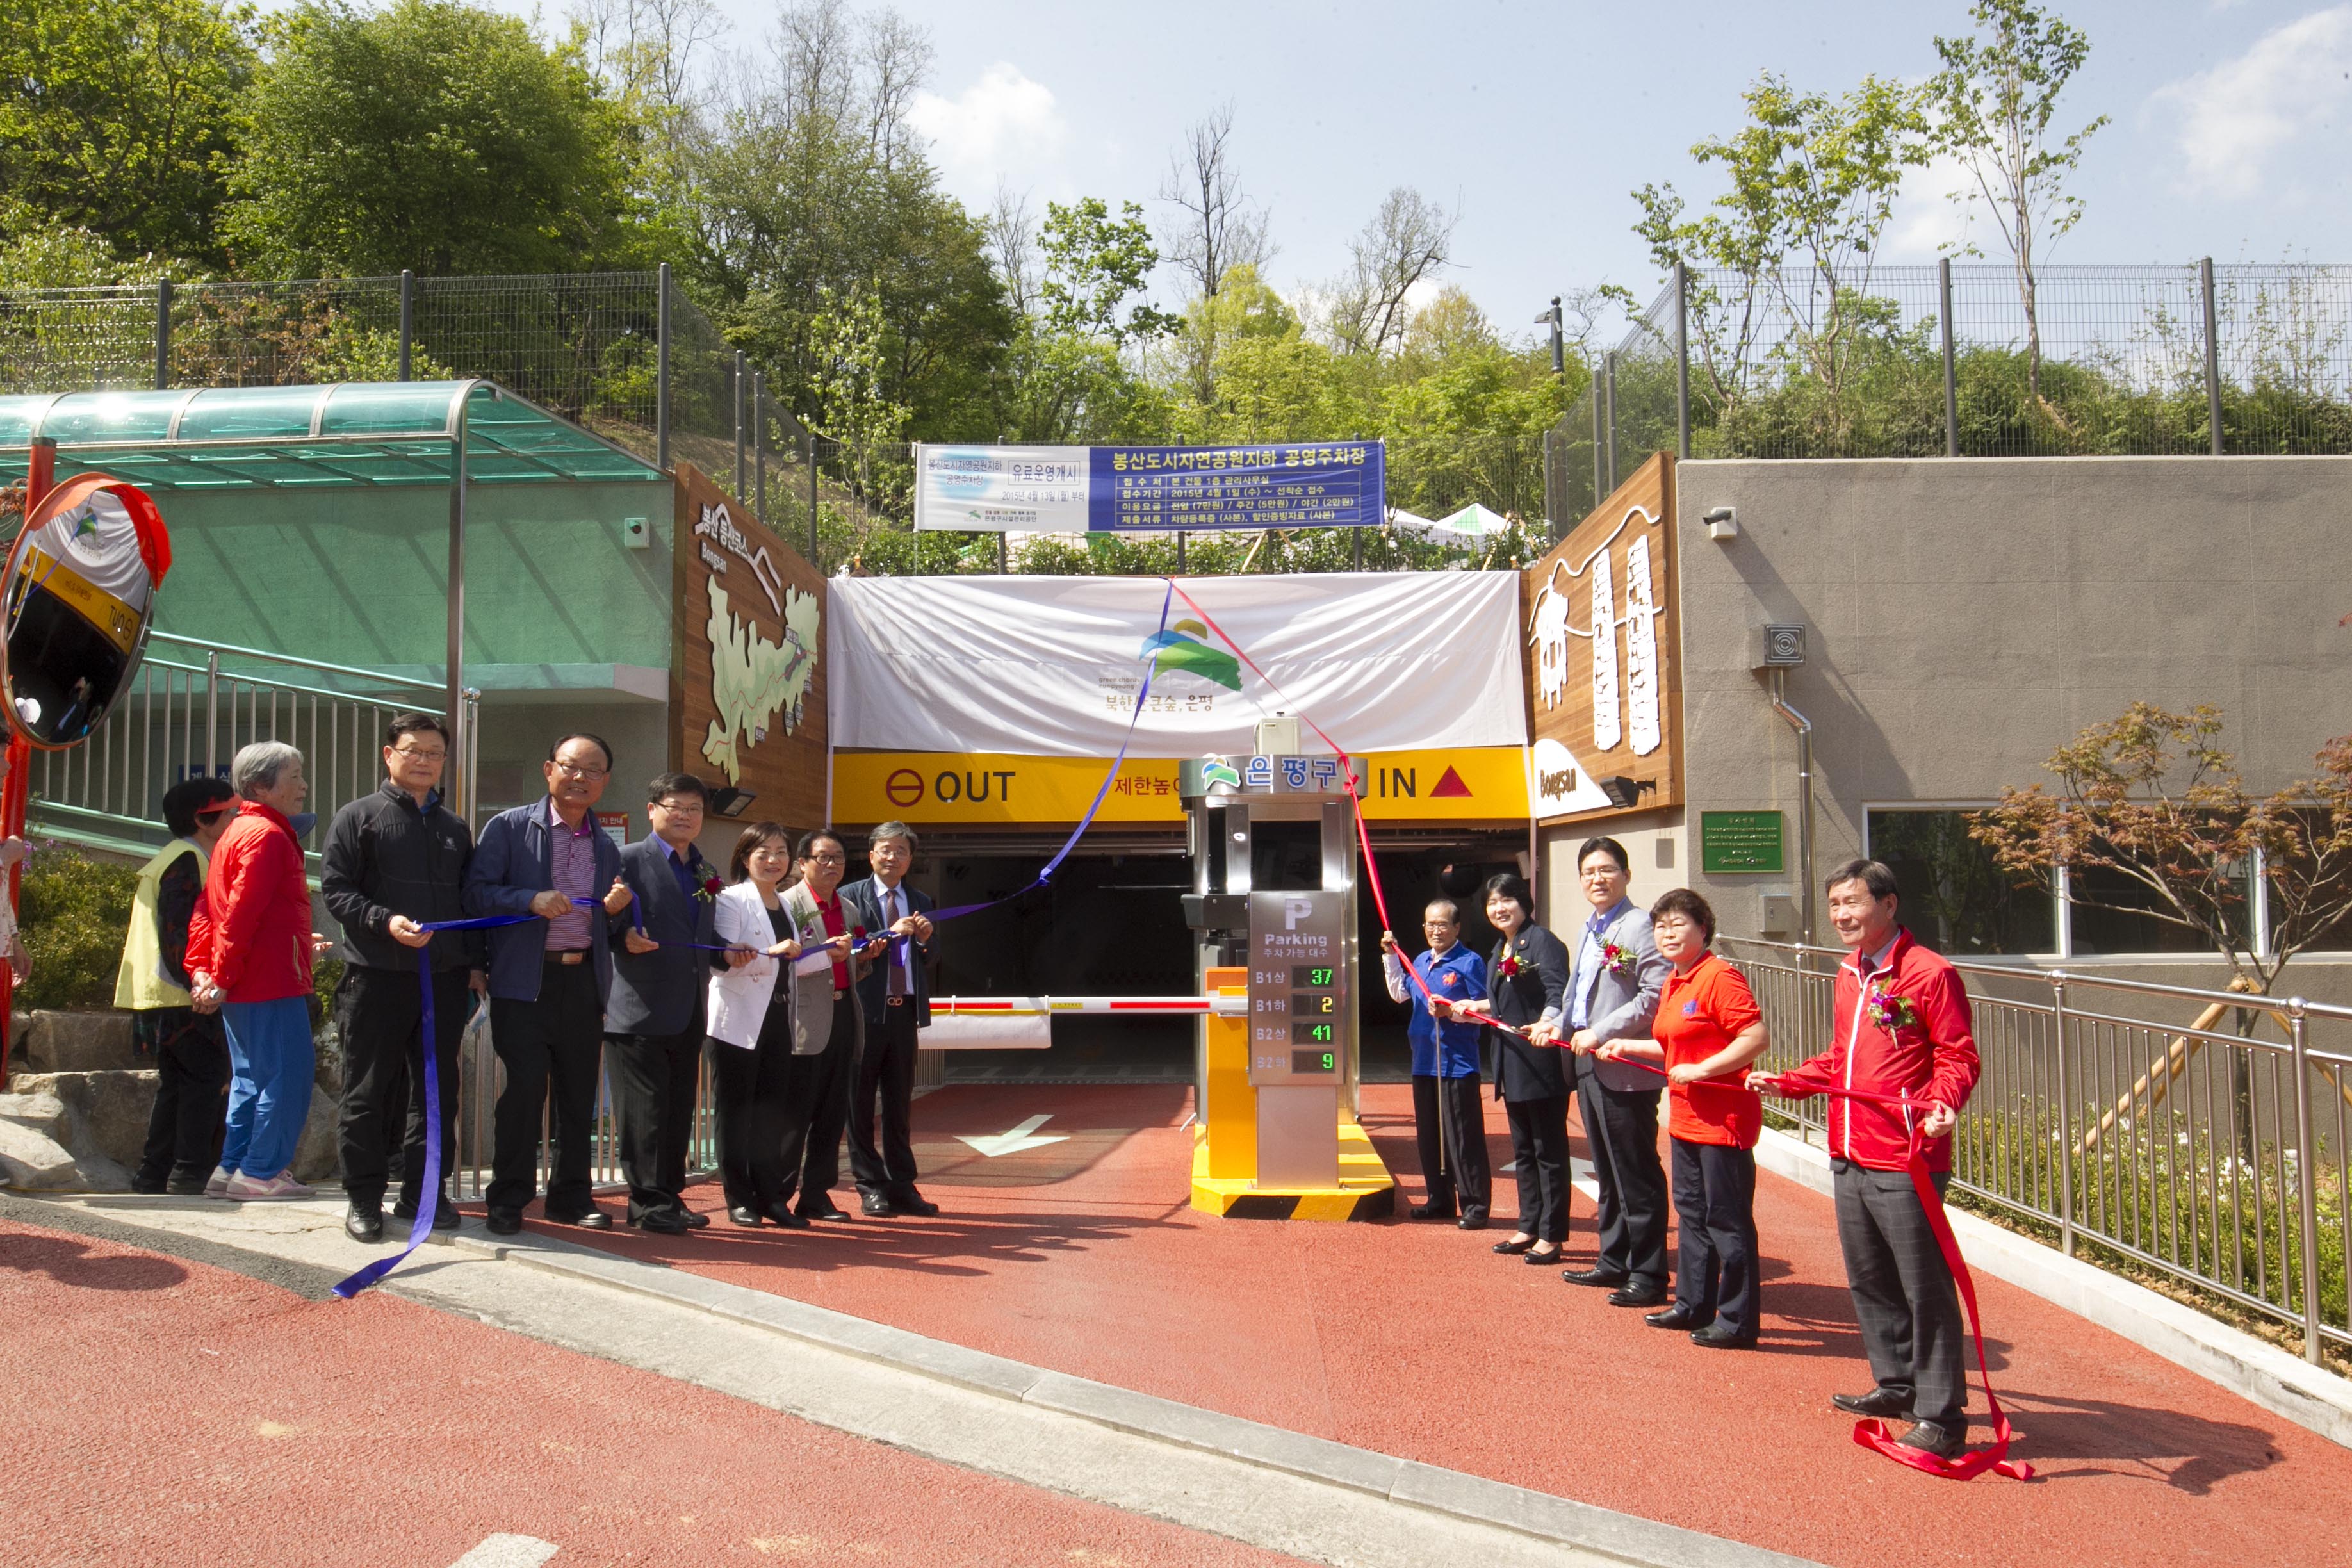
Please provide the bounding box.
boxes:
[1703,505,1738,541]
[1597,775,1657,810]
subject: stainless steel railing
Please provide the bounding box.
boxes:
[1720,936,2352,1364]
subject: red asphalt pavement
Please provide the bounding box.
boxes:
[0,1214,1305,1568]
[524,1081,2352,1568]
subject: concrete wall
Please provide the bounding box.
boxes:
[1583,455,2352,1008]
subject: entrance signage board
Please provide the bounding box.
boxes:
[1521,452,1684,824]
[913,442,1387,533]
[832,747,1528,825]
[1699,810,1785,874]
[1246,890,1350,1086]
[669,461,828,826]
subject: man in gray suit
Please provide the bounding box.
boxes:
[840,820,938,1218]
[607,772,740,1234]
[1537,836,1672,1305]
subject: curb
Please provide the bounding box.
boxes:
[1754,1126,2352,1451]
[451,1225,1817,1568]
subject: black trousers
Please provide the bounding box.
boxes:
[133,1009,228,1189]
[486,963,605,1216]
[1834,1161,1967,1425]
[1410,1073,1489,1216]
[778,992,855,1212]
[1580,1059,1672,1291]
[337,964,469,1211]
[607,1022,703,1220]
[1503,1094,1570,1243]
[1672,1137,1761,1335]
[708,1008,794,1213]
[850,998,921,1200]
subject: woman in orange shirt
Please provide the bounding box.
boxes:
[1597,888,1768,1349]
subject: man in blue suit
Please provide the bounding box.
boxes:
[840,820,937,1218]
[464,733,635,1235]
[607,772,736,1234]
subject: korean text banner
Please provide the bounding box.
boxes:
[826,572,1525,756]
[913,442,1387,533]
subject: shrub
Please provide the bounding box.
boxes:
[16,844,140,1009]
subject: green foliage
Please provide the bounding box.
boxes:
[16,845,140,1011]
[1038,199,1177,347]
[225,0,641,276]
[0,0,256,268]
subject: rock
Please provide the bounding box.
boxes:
[0,1117,82,1189]
[289,1089,339,1185]
[9,1070,159,1168]
[21,1011,140,1073]
[0,1088,131,1191]
[0,1090,70,1139]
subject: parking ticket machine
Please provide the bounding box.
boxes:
[1180,753,1365,1190]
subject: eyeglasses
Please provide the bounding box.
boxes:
[651,799,705,815]
[550,760,608,780]
[804,852,846,865]
[390,746,447,763]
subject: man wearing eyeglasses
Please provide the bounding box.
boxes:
[1380,898,1492,1227]
[321,714,486,1242]
[465,732,636,1235]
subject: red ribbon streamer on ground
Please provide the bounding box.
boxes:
[1161,576,2031,1483]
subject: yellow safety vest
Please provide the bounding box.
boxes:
[114,837,206,1011]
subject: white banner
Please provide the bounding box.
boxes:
[827,573,1526,756]
[913,445,1090,533]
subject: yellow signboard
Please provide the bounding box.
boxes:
[833,748,1528,825]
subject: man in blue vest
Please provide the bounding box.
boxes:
[1381,899,1491,1228]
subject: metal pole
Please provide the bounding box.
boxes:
[2200,256,2223,456]
[154,278,173,390]
[753,373,767,524]
[2289,1000,2324,1362]
[0,442,55,1055]
[446,403,470,786]
[1590,366,1603,507]
[732,350,746,500]
[1176,531,1187,573]
[657,261,673,471]
[204,649,219,777]
[1674,261,1690,460]
[1548,295,1564,379]
[806,430,819,562]
[1603,350,1619,497]
[1940,257,1959,458]
[461,687,480,827]
[2050,972,2075,1257]
[1767,667,1815,948]
[1352,525,1362,571]
[398,269,415,382]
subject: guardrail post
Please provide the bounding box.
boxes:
[2288,999,2325,1363]
[1939,257,1957,457]
[806,430,819,561]
[1603,349,1619,497]
[154,278,173,390]
[732,349,746,500]
[2201,256,2223,456]
[398,269,415,382]
[656,262,672,471]
[1674,259,1691,460]
[204,650,219,778]
[753,372,767,524]
[2051,970,2077,1257]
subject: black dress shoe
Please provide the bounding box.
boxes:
[1523,1247,1564,1266]
[1831,1388,1914,1421]
[393,1197,461,1232]
[130,1175,168,1195]
[1607,1284,1669,1307]
[799,1201,853,1222]
[679,1209,710,1229]
[345,1205,384,1243]
[1690,1325,1756,1350]
[765,1205,811,1229]
[165,1177,210,1196]
[1408,1203,1458,1221]
[894,1191,941,1217]
[1492,1235,1536,1255]
[1457,1211,1489,1231]
[1643,1305,1703,1330]
[861,1191,896,1217]
[634,1209,688,1235]
[549,1208,612,1230]
[486,1208,522,1236]
[1897,1419,1963,1458]
[1562,1266,1629,1288]
[727,1206,764,1227]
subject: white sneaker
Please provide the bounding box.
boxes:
[224,1172,314,1201]
[203,1166,236,1198]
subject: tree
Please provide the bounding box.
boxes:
[1971,704,2352,995]
[224,0,641,276]
[1157,101,1274,305]
[807,282,910,487]
[1325,187,1456,357]
[0,0,256,268]
[1932,0,2107,406]
[1038,197,1179,347]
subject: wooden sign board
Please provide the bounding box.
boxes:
[669,462,828,828]
[1521,452,1684,825]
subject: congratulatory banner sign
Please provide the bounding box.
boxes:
[913,442,1387,534]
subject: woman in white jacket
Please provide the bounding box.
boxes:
[705,822,847,1227]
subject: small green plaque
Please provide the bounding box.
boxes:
[1701,810,1784,874]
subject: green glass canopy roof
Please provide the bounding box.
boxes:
[0,381,663,489]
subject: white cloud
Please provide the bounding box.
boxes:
[2150,5,2352,196]
[1882,150,1980,261]
[908,63,1069,202]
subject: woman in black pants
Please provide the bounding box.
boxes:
[704,822,813,1226]
[1479,872,1574,1266]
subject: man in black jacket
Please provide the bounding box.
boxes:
[606,772,731,1234]
[320,712,480,1243]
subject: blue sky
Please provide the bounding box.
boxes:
[488,0,2352,341]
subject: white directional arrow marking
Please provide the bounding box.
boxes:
[955,1113,1070,1157]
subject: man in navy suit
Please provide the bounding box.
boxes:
[840,820,937,1217]
[607,772,737,1234]
[464,733,634,1235]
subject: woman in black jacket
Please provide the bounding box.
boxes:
[1479,872,1574,1264]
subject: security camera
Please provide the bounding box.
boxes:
[1702,506,1738,541]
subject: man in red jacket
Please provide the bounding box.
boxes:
[1751,858,1981,1460]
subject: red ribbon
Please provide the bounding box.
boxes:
[1162,576,2030,1483]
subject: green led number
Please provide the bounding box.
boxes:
[1320,1052,1334,1070]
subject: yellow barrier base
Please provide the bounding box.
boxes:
[1189,1118,1396,1222]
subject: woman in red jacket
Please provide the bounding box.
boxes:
[189,742,322,1200]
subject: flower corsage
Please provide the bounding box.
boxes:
[695,874,722,903]
[1601,940,1634,977]
[1866,990,1919,1033]
[1497,954,1521,979]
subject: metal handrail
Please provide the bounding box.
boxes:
[147,632,445,695]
